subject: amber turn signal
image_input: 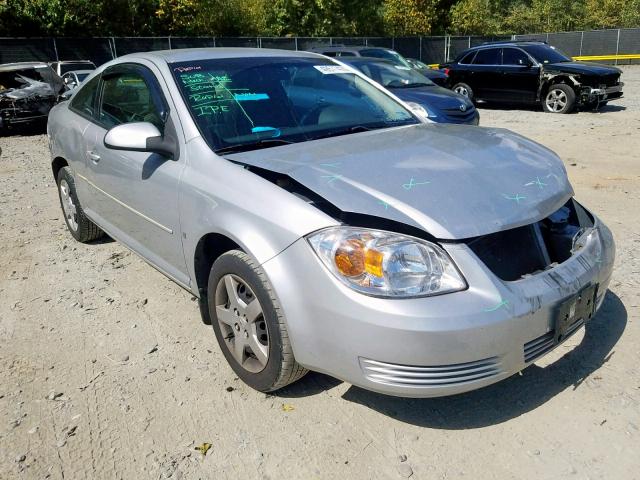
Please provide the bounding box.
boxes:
[364,249,384,277]
[334,239,365,277]
[334,239,384,278]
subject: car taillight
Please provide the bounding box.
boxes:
[444,68,450,76]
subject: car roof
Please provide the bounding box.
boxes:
[310,46,391,52]
[55,60,95,64]
[470,41,546,50]
[338,57,395,65]
[454,41,547,60]
[0,61,51,71]
[121,47,325,64]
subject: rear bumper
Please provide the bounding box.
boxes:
[261,217,615,398]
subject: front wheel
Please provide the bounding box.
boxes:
[542,84,576,114]
[208,250,307,392]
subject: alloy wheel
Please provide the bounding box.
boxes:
[454,85,469,97]
[214,274,269,373]
[545,89,567,112]
[59,179,78,231]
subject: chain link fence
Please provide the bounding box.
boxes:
[513,28,640,63]
[1,28,638,67]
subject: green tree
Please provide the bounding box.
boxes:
[383,0,438,35]
[449,0,504,35]
[265,0,383,37]
[156,0,266,36]
[584,0,640,29]
[504,0,586,34]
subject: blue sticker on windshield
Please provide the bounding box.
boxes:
[251,126,281,137]
[234,93,270,102]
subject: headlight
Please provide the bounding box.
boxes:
[405,101,433,119]
[307,227,466,298]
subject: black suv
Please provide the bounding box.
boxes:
[444,41,623,113]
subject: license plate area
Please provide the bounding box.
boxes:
[554,284,598,343]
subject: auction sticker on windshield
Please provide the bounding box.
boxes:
[314,65,352,74]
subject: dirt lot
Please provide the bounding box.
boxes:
[1,67,639,480]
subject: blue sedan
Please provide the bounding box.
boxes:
[340,57,479,125]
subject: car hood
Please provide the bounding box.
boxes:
[226,124,573,240]
[421,69,448,80]
[391,85,473,112]
[544,61,621,76]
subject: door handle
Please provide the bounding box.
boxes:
[88,151,100,163]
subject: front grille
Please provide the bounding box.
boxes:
[583,73,620,88]
[442,106,477,123]
[524,331,555,363]
[360,356,503,388]
[523,319,584,363]
[601,73,620,87]
[466,199,594,281]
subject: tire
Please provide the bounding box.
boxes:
[452,82,474,102]
[208,250,307,392]
[56,166,104,243]
[542,84,576,114]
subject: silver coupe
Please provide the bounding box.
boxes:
[47,48,615,397]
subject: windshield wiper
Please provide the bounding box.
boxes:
[214,138,294,155]
[307,125,373,141]
[392,82,432,88]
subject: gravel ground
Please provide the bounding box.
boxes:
[1,67,639,480]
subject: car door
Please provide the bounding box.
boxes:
[66,74,102,206]
[469,48,503,101]
[498,48,540,103]
[81,63,190,287]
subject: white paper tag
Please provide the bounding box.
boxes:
[314,65,352,74]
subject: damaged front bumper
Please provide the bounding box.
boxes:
[580,82,624,104]
[261,209,615,398]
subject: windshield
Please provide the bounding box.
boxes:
[522,45,571,64]
[0,68,47,91]
[360,49,412,68]
[352,61,435,88]
[171,57,418,153]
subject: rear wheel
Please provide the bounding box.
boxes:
[452,82,474,102]
[56,167,104,243]
[208,250,307,392]
[542,84,575,114]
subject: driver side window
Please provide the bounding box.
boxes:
[99,72,163,130]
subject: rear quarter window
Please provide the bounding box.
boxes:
[459,51,477,64]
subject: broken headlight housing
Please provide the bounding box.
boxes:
[307,227,466,298]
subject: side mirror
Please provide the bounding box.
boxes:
[104,122,176,159]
